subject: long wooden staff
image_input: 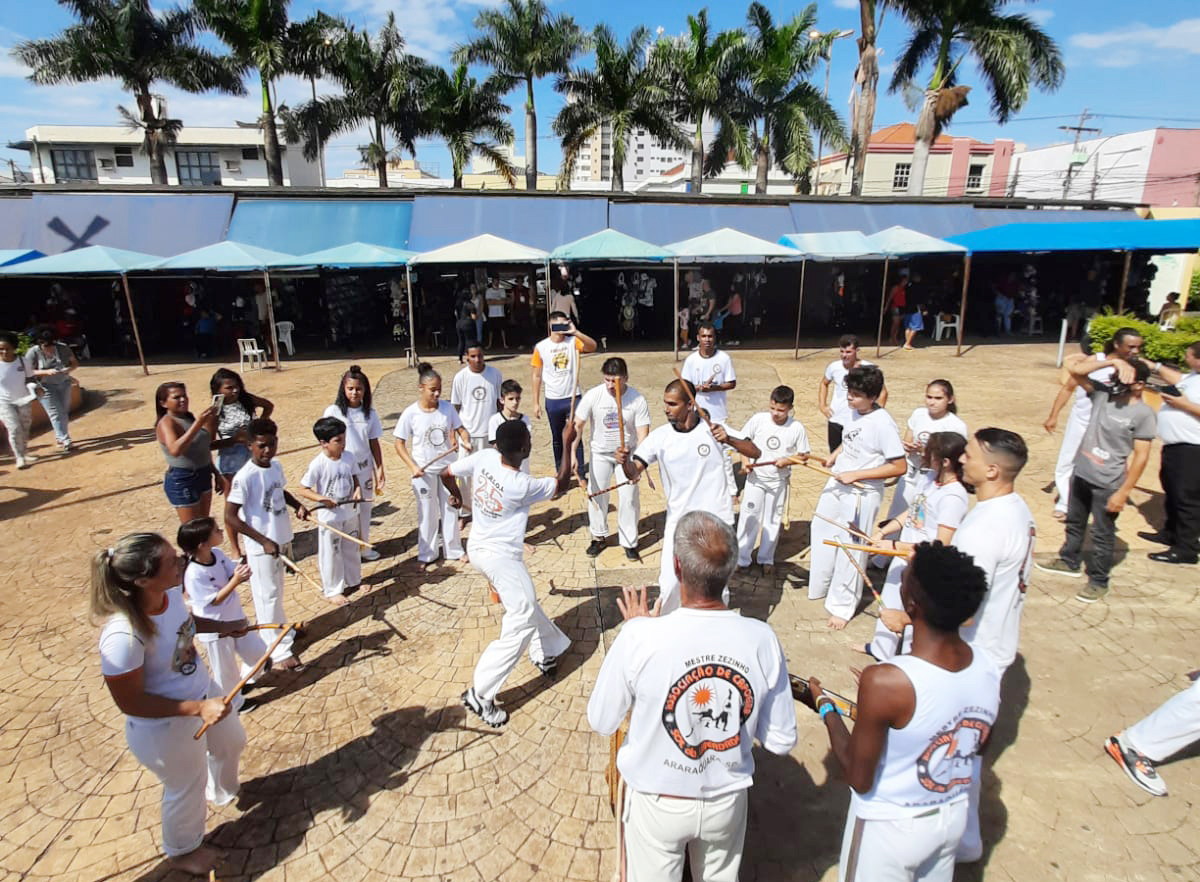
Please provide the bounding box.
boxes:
[789,674,858,721]
[589,478,637,499]
[194,624,296,739]
[801,459,869,490]
[811,510,873,542]
[278,552,324,592]
[237,621,306,632]
[746,454,808,470]
[830,539,883,609]
[821,539,908,558]
[313,520,373,549]
[416,442,458,473]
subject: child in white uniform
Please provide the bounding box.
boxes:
[0,331,35,468]
[488,380,532,473]
[887,379,968,519]
[808,365,906,630]
[225,418,309,669]
[296,416,362,605]
[393,364,470,565]
[324,365,385,560]
[736,385,811,571]
[451,344,503,513]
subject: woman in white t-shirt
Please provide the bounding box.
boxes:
[393,364,471,565]
[91,533,249,876]
[0,331,35,468]
[869,432,970,659]
[887,379,968,519]
[325,365,385,559]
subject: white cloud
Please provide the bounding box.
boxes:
[1070,17,1200,68]
[832,0,858,9]
[0,53,31,79]
[1024,9,1054,26]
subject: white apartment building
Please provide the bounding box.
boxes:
[12,124,322,187]
[570,118,717,189]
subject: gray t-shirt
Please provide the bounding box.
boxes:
[1073,388,1156,489]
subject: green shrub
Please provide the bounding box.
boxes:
[1086,310,1200,364]
[15,333,31,356]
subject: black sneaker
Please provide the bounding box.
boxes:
[462,688,508,727]
[1138,531,1172,546]
[533,655,560,678]
[586,538,606,557]
[1148,550,1199,565]
[624,547,639,561]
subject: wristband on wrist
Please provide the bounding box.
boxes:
[818,701,838,720]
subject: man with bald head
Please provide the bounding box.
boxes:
[587,511,798,882]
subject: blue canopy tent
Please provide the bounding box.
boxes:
[0,249,43,267]
[0,245,162,374]
[549,229,673,262]
[139,241,302,370]
[780,231,881,358]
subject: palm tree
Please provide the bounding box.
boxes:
[13,0,243,185]
[738,2,847,194]
[456,0,587,190]
[426,64,517,188]
[554,25,689,192]
[289,15,429,188]
[655,10,747,193]
[888,0,1064,195]
[848,1,883,196]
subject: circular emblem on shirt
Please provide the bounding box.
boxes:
[766,436,781,450]
[426,426,447,447]
[915,716,993,794]
[697,443,712,457]
[472,387,487,401]
[661,664,755,760]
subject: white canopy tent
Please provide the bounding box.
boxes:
[780,232,883,359]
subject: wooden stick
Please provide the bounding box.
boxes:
[832,540,883,608]
[312,519,373,549]
[800,459,869,490]
[195,624,294,739]
[781,478,791,530]
[671,365,714,429]
[588,477,636,499]
[811,510,873,542]
[278,552,324,592]
[789,674,858,721]
[747,454,807,471]
[821,539,908,558]
[238,621,305,632]
[416,443,458,473]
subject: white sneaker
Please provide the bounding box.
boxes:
[15,457,28,469]
[360,547,381,561]
[462,688,508,727]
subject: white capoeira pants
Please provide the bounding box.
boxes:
[658,514,732,614]
[411,470,463,563]
[198,633,269,709]
[736,477,786,566]
[126,706,246,856]
[839,799,968,882]
[623,788,748,882]
[886,463,920,521]
[1126,676,1200,762]
[1053,410,1089,514]
[246,550,295,662]
[809,481,883,620]
[869,557,913,660]
[0,399,32,459]
[458,436,490,514]
[958,655,1012,863]
[353,458,376,546]
[470,548,571,703]
[317,513,363,596]
[588,452,640,547]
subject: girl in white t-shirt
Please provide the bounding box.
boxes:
[91,533,249,877]
[887,379,968,519]
[324,365,386,559]
[868,432,970,659]
[393,364,470,565]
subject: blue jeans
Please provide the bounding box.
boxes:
[545,396,586,476]
[38,382,72,445]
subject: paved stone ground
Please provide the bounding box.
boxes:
[0,339,1197,882]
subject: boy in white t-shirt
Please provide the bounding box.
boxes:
[488,379,532,473]
[448,419,575,727]
[295,416,362,605]
[808,365,906,630]
[451,344,503,514]
[225,418,310,669]
[736,385,811,573]
[682,322,739,501]
[818,334,888,453]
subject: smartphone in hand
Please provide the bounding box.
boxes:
[211,393,224,412]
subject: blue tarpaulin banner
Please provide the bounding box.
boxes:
[226,198,414,253]
[407,194,607,251]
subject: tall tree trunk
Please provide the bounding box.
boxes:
[138,90,168,185]
[849,0,879,197]
[907,91,936,195]
[261,77,284,187]
[755,124,769,194]
[525,76,537,190]
[690,121,704,193]
[375,120,389,188]
[611,164,623,192]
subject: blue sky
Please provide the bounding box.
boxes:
[1,0,1198,182]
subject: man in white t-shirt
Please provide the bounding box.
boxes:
[451,343,503,515]
[1142,342,1200,565]
[818,334,888,454]
[618,379,761,614]
[682,323,739,501]
[448,419,575,728]
[588,511,797,882]
[531,311,597,476]
[484,279,510,349]
[574,357,652,560]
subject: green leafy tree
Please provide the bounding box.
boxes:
[426,64,516,188]
[888,0,1064,195]
[13,0,243,185]
[456,0,587,190]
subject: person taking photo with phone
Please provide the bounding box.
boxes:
[531,311,596,477]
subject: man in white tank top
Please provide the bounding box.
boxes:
[805,542,1001,882]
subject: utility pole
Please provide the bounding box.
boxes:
[1059,108,1101,199]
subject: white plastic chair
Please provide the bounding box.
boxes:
[1025,311,1043,336]
[275,321,295,356]
[934,313,960,341]
[237,338,266,371]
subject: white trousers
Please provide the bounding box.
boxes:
[317,513,362,596]
[959,654,1012,863]
[411,471,463,563]
[839,800,968,882]
[886,461,920,521]
[1126,676,1200,762]
[458,436,489,514]
[869,557,913,660]
[736,477,786,566]
[354,459,376,546]
[588,451,640,547]
[623,787,748,882]
[126,708,246,856]
[246,551,295,662]
[809,482,882,620]
[0,399,32,459]
[470,549,571,703]
[1053,411,1089,514]
[199,633,269,708]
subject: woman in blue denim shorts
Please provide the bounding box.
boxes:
[155,382,218,524]
[209,369,273,553]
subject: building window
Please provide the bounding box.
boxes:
[892,162,911,191]
[241,147,258,161]
[966,163,985,192]
[50,148,97,182]
[114,146,134,168]
[176,151,221,186]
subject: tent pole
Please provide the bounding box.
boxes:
[1117,251,1132,314]
[956,254,972,357]
[544,258,551,334]
[875,257,890,358]
[405,264,417,367]
[793,259,807,360]
[120,272,148,376]
[264,270,282,371]
[673,258,680,362]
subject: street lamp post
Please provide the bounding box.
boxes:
[809,28,854,195]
